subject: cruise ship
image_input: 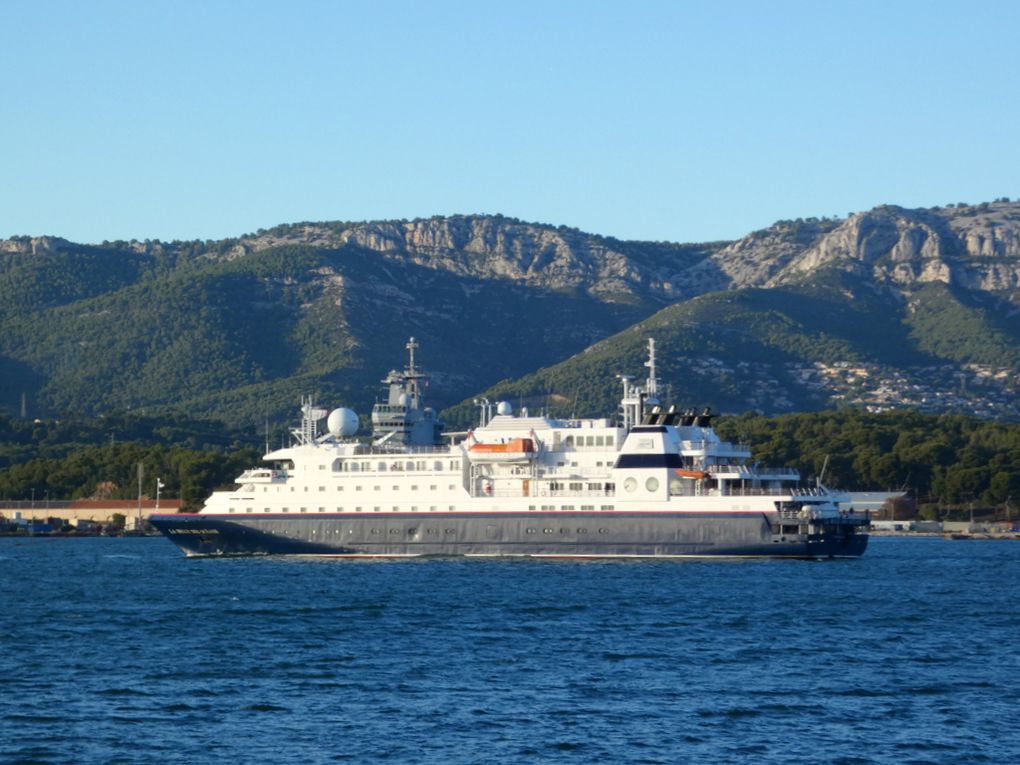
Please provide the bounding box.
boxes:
[149,338,869,558]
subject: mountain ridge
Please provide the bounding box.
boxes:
[3,201,1020,427]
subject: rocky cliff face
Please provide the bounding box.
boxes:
[7,202,1019,305]
[737,202,1020,294]
[0,236,74,256]
[233,215,712,304]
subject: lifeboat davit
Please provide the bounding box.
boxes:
[467,437,536,463]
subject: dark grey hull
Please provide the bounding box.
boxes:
[149,511,868,559]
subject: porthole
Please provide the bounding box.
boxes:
[389,529,399,535]
[624,477,637,493]
[646,477,659,492]
[577,528,588,534]
[445,528,455,535]
[559,528,569,534]
[370,528,380,535]
[598,528,609,534]
[543,528,554,534]
[526,528,537,534]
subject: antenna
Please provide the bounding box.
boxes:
[406,336,418,376]
[644,338,659,406]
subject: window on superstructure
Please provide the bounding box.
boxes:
[319,487,325,492]
[430,506,437,511]
[581,505,594,511]
[405,461,414,471]
[411,486,418,491]
[564,435,573,446]
[586,436,594,447]
[430,485,437,491]
[350,463,360,472]
[378,462,387,472]
[595,436,605,446]
[434,461,443,471]
[606,437,614,447]
[569,482,583,491]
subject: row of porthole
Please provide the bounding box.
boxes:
[623,477,660,492]
[527,528,610,535]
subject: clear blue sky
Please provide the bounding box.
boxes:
[2,0,1017,245]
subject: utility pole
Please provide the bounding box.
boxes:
[155,478,164,513]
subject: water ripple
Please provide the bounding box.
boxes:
[1,536,1018,764]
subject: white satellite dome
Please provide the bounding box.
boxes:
[496,401,513,416]
[326,408,359,437]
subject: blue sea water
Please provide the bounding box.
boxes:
[1,536,1018,764]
